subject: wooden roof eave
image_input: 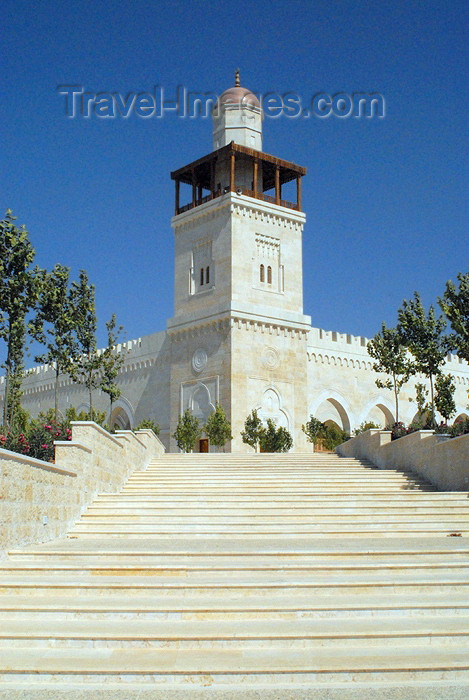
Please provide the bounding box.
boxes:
[171,142,306,185]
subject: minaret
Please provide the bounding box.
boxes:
[167,74,310,452]
[212,69,263,151]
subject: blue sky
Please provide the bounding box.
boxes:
[3,0,468,357]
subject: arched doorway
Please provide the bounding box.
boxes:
[313,397,351,435]
[109,406,132,430]
[257,387,290,430]
[189,383,215,452]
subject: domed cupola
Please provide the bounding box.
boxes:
[212,70,263,151]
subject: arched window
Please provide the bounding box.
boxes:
[206,266,210,284]
[260,264,265,283]
[200,268,204,286]
[267,266,272,284]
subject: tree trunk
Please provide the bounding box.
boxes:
[393,372,399,425]
[429,373,435,426]
[54,365,60,421]
[2,369,9,428]
[89,379,93,421]
[3,325,12,428]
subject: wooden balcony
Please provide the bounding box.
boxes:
[171,142,306,216]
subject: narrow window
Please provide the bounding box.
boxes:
[200,268,204,286]
[267,266,272,284]
[260,264,265,283]
[206,266,210,284]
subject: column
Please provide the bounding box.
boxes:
[210,158,215,197]
[253,159,258,197]
[175,178,180,215]
[275,166,280,205]
[230,151,235,191]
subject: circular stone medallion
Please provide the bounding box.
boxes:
[262,346,280,370]
[192,348,208,373]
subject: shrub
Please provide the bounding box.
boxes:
[1,431,31,455]
[259,419,293,453]
[241,409,263,451]
[386,421,407,440]
[172,409,201,453]
[27,418,72,461]
[204,403,232,450]
[0,414,72,461]
[134,419,160,437]
[450,417,469,438]
[353,421,381,436]
[0,406,93,461]
[302,416,348,450]
[65,406,106,426]
[302,416,323,444]
[320,424,349,450]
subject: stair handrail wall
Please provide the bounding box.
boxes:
[337,428,469,491]
[0,421,165,557]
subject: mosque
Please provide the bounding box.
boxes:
[9,74,469,451]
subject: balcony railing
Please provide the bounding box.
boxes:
[239,189,299,211]
[176,187,299,215]
[177,191,222,215]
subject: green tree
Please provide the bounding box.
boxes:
[302,415,324,445]
[321,423,349,450]
[69,271,103,419]
[415,382,430,418]
[353,421,381,436]
[302,416,349,450]
[435,374,456,422]
[397,292,447,426]
[5,319,26,432]
[100,314,126,417]
[204,403,233,451]
[0,210,36,428]
[241,408,263,451]
[259,418,293,453]
[172,408,201,453]
[367,323,415,425]
[134,419,160,437]
[439,270,469,363]
[65,405,106,426]
[29,265,78,420]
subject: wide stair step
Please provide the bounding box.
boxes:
[2,451,469,697]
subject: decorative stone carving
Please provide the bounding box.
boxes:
[261,346,280,370]
[192,348,208,373]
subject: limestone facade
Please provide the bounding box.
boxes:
[2,76,468,451]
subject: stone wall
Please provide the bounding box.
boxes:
[307,328,469,433]
[0,423,165,557]
[337,428,469,491]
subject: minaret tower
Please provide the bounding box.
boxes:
[167,73,311,451]
[212,69,263,151]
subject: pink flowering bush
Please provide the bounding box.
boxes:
[0,410,72,461]
[386,417,469,441]
[26,418,72,461]
[450,417,469,438]
[1,431,31,455]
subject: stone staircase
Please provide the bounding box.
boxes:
[1,452,469,698]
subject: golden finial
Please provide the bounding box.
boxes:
[235,69,240,87]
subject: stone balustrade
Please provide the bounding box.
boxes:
[0,422,164,556]
[337,428,469,491]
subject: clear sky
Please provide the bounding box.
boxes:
[3,0,468,358]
